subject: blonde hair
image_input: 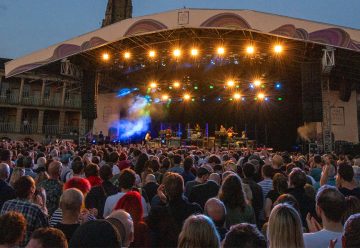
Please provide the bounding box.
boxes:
[9,167,25,187]
[178,215,219,248]
[267,203,304,248]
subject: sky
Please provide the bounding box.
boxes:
[0,0,359,59]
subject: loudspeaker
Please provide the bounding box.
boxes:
[339,77,352,102]
[81,71,98,119]
[301,61,323,122]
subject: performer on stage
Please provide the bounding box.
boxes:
[144,131,151,144]
[241,130,247,139]
[227,127,235,139]
[195,123,201,132]
[220,125,226,133]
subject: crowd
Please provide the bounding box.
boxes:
[0,139,360,248]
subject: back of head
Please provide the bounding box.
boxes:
[69,220,121,248]
[218,174,246,210]
[99,165,113,181]
[71,161,84,174]
[338,162,354,182]
[60,188,83,213]
[14,176,34,199]
[289,168,307,188]
[223,223,267,248]
[63,177,91,195]
[84,163,99,177]
[163,172,184,200]
[108,152,119,164]
[316,185,346,223]
[114,191,143,223]
[268,203,304,248]
[274,194,300,214]
[48,161,62,178]
[0,149,11,162]
[343,196,360,224]
[243,162,255,178]
[107,210,134,247]
[273,173,288,194]
[208,173,221,185]
[272,155,283,169]
[314,155,322,164]
[37,157,47,167]
[0,211,26,247]
[0,163,10,180]
[118,168,136,190]
[173,154,182,165]
[23,156,33,169]
[344,213,360,248]
[262,164,274,179]
[145,173,156,184]
[183,156,193,171]
[178,215,219,248]
[204,198,226,227]
[30,227,68,248]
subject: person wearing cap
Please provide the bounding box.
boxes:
[189,173,220,209]
[107,210,134,247]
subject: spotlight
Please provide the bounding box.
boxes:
[265,97,269,101]
[274,44,283,53]
[275,82,281,89]
[277,97,283,101]
[102,53,110,61]
[253,80,262,87]
[209,85,214,89]
[149,50,156,58]
[234,93,241,100]
[190,48,199,56]
[257,93,265,100]
[217,97,222,101]
[183,94,191,101]
[227,80,235,87]
[149,82,157,88]
[162,94,169,101]
[173,81,181,88]
[173,49,181,57]
[246,45,255,54]
[123,52,131,59]
[217,47,225,55]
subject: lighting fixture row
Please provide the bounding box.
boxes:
[158,92,269,101]
[101,44,284,61]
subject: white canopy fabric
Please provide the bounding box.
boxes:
[5,8,360,77]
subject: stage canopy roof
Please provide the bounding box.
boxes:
[5,8,360,78]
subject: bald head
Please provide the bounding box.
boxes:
[0,163,10,180]
[48,161,62,178]
[204,198,226,226]
[208,173,221,185]
[37,157,46,168]
[107,210,134,247]
[145,174,156,184]
[60,188,83,213]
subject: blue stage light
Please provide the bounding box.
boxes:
[275,82,282,89]
[249,84,255,89]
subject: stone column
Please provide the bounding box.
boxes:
[18,78,25,103]
[15,108,23,133]
[37,110,44,134]
[59,111,66,134]
[40,79,46,105]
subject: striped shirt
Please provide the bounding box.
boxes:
[258,178,273,199]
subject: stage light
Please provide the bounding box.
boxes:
[275,82,281,89]
[161,94,169,101]
[246,45,255,54]
[102,53,110,61]
[265,97,269,101]
[149,82,157,89]
[183,94,191,101]
[192,98,195,102]
[173,49,181,57]
[173,81,181,88]
[274,44,283,54]
[123,52,131,59]
[227,80,235,87]
[234,93,241,100]
[149,50,156,58]
[209,85,214,89]
[217,47,225,55]
[217,97,222,101]
[257,93,265,100]
[253,80,262,87]
[194,86,198,90]
[190,48,199,56]
[242,97,246,101]
[278,97,283,101]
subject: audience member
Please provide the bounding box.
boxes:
[0,163,15,210]
[189,173,220,208]
[142,174,159,204]
[106,210,134,247]
[185,166,210,197]
[204,198,227,241]
[26,227,68,248]
[0,212,26,248]
[336,163,360,199]
[223,223,267,248]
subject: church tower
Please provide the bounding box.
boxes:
[102,0,132,27]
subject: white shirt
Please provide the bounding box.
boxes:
[103,192,149,218]
[303,229,342,248]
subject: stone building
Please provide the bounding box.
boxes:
[102,0,132,27]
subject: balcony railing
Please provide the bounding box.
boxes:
[63,126,79,134]
[0,122,16,133]
[43,125,59,135]
[0,95,19,105]
[64,98,81,108]
[43,98,62,107]
[21,96,41,106]
[20,124,38,134]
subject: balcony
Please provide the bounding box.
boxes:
[43,98,62,108]
[64,98,81,109]
[43,125,59,135]
[63,126,79,134]
[20,124,38,134]
[21,96,41,106]
[0,95,19,105]
[0,122,16,133]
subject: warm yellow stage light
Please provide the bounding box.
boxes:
[234,93,241,100]
[102,53,110,61]
[246,46,255,54]
[173,81,181,88]
[190,48,199,56]
[183,94,191,100]
[227,80,235,87]
[150,82,157,89]
[124,52,131,59]
[257,93,265,100]
[274,44,283,53]
[173,49,181,57]
[254,80,262,87]
[162,94,169,101]
[217,47,225,55]
[149,50,156,58]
